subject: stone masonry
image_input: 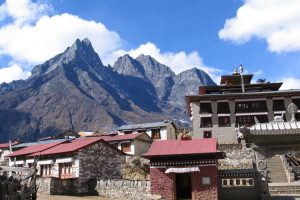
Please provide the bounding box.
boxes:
[97,179,150,199]
[78,141,126,193]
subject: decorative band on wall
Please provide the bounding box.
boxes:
[165,167,200,174]
[150,160,217,166]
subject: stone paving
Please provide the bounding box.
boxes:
[268,195,300,200]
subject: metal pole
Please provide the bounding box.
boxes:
[240,64,245,93]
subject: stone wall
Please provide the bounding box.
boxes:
[193,166,218,200]
[97,179,150,199]
[78,141,126,193]
[150,167,175,200]
[218,144,254,170]
[37,177,150,198]
[37,177,79,195]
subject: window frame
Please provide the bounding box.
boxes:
[151,129,161,139]
[200,117,212,128]
[218,116,231,127]
[121,142,131,152]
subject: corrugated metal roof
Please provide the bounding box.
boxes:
[0,141,19,149]
[118,121,173,130]
[12,139,66,149]
[143,138,218,157]
[7,140,65,157]
[101,133,151,142]
[29,137,103,156]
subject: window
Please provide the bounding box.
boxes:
[236,116,255,127]
[200,103,212,113]
[40,164,52,177]
[203,131,212,138]
[137,129,146,133]
[28,163,34,168]
[273,99,285,111]
[151,129,161,139]
[292,99,300,108]
[201,117,212,128]
[59,162,72,179]
[256,115,269,123]
[248,179,254,186]
[121,142,131,152]
[296,113,300,121]
[235,101,267,113]
[217,102,230,113]
[218,116,231,127]
[222,178,254,187]
[222,179,228,186]
[124,130,132,134]
[202,177,211,185]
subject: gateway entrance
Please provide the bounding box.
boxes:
[176,173,192,199]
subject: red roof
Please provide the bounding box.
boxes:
[100,133,148,142]
[143,138,218,157]
[29,137,104,156]
[7,141,65,157]
[0,141,19,149]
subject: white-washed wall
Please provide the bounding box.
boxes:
[160,127,167,140]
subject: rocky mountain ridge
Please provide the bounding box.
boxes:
[0,38,215,142]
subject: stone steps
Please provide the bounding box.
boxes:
[269,184,300,195]
[265,156,288,183]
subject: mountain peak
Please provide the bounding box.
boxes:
[31,38,103,77]
[113,54,145,78]
[68,38,95,56]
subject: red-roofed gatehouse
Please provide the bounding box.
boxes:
[142,138,225,200]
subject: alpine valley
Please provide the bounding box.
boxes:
[0,39,215,142]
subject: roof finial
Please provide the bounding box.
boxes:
[233,68,238,75]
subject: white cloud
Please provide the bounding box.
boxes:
[0,0,50,24]
[0,12,122,64]
[280,77,300,90]
[0,0,222,83]
[219,0,300,53]
[0,64,30,83]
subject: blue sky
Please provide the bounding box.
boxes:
[0,0,300,89]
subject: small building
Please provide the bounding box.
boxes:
[118,121,177,140]
[101,133,152,155]
[7,137,125,194]
[142,138,225,200]
[53,130,80,139]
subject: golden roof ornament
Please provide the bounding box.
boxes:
[233,68,238,75]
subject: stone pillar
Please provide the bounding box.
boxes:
[266,98,274,122]
[284,97,293,121]
[229,100,236,127]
